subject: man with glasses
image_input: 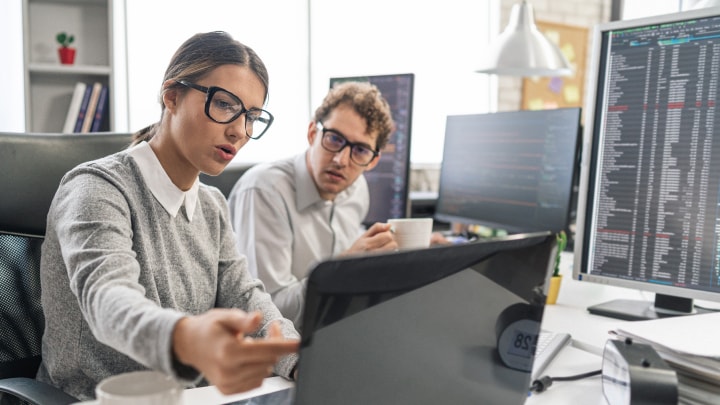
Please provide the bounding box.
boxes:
[228,82,397,328]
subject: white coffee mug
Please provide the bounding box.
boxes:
[388,218,433,250]
[95,370,183,405]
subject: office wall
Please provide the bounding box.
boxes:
[495,0,612,112]
[494,0,709,111]
[0,0,25,132]
[417,0,612,192]
[310,0,495,165]
[406,0,612,194]
[1,0,493,194]
[123,0,310,165]
[120,1,494,166]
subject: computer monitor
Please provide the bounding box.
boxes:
[573,7,720,321]
[434,108,582,234]
[296,231,556,404]
[329,74,414,226]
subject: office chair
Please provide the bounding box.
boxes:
[0,132,132,405]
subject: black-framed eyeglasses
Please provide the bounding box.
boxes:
[318,123,378,166]
[176,80,274,140]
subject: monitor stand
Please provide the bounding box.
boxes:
[587,294,713,321]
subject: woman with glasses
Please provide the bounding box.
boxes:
[228,81,398,328]
[37,31,299,401]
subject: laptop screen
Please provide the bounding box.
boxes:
[294,232,556,404]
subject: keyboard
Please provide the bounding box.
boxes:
[531,330,572,380]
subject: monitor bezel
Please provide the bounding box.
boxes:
[572,7,720,305]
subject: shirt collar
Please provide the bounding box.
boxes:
[129,142,199,221]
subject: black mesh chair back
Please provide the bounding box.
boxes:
[0,235,44,380]
[0,132,132,405]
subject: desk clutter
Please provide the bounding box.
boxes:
[610,312,720,405]
[601,339,678,405]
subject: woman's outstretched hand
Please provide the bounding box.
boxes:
[172,308,299,394]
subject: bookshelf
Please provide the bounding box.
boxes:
[22,0,114,133]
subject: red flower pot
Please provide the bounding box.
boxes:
[58,47,76,65]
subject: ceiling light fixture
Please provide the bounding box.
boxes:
[476,0,573,77]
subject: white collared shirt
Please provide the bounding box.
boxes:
[228,152,368,327]
[128,141,200,221]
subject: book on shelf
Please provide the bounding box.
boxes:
[73,84,94,133]
[63,82,87,133]
[90,85,109,132]
[81,82,104,133]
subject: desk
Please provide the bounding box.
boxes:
[525,346,604,405]
[183,377,293,404]
[179,350,606,405]
[531,251,720,404]
[183,346,607,405]
[522,252,624,404]
[182,350,605,405]
[72,377,294,405]
[540,252,720,355]
[179,252,624,405]
[79,251,679,405]
[540,252,642,355]
[174,252,617,405]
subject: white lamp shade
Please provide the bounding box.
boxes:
[477,1,572,77]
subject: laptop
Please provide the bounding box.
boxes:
[232,231,561,405]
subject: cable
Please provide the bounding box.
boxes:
[528,369,602,394]
[693,304,720,312]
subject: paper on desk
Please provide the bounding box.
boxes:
[610,311,720,391]
[610,313,720,405]
[676,371,720,405]
[611,312,720,359]
[661,352,720,383]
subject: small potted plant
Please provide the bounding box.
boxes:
[56,32,76,65]
[546,231,567,304]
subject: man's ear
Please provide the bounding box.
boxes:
[364,151,382,171]
[307,121,318,146]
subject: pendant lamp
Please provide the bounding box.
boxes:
[476,1,572,77]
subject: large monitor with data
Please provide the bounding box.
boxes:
[434,108,581,234]
[573,8,720,320]
[329,74,414,226]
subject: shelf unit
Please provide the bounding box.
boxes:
[22,0,114,133]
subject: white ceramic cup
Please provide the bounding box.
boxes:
[388,218,434,250]
[95,370,183,405]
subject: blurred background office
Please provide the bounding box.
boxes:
[1,0,712,192]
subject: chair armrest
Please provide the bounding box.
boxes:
[0,377,79,405]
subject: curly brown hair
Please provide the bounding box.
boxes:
[313,81,395,151]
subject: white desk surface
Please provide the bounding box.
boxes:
[531,251,719,404]
[525,346,605,405]
[540,252,720,355]
[183,376,293,404]
[540,251,642,355]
